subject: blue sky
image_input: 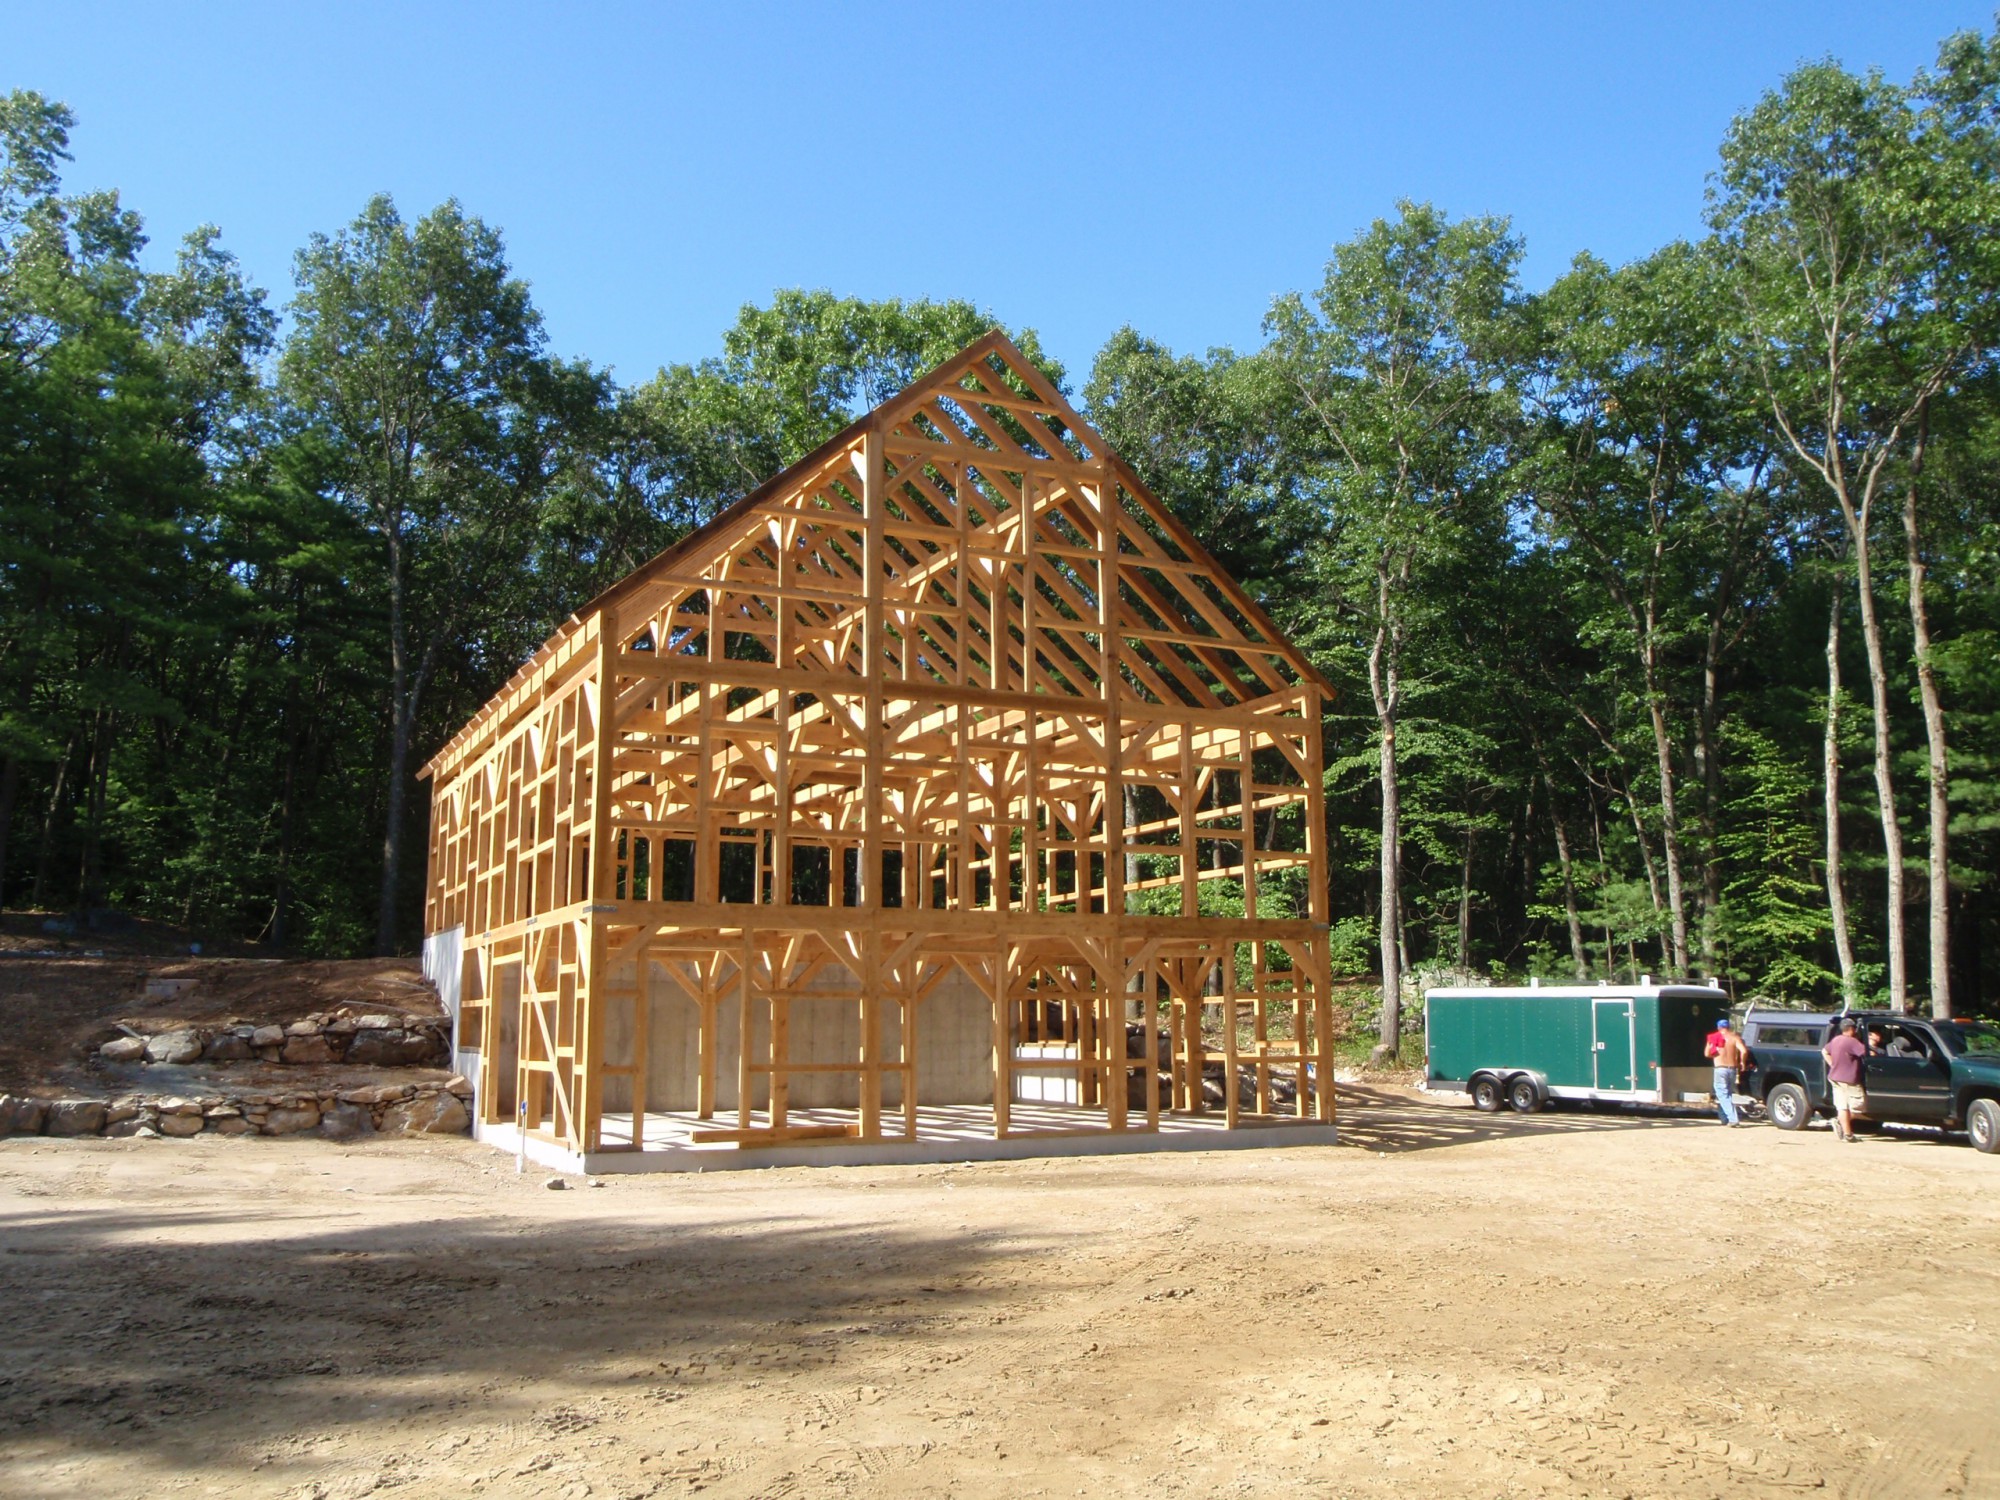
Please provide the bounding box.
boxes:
[10,2,1994,387]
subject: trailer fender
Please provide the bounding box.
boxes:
[1502,1072,1549,1113]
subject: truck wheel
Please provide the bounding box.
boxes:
[1469,1075,1504,1113]
[1969,1098,2000,1155]
[1767,1082,1811,1132]
[1508,1076,1544,1114]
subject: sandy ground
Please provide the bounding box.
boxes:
[2,1085,1995,1500]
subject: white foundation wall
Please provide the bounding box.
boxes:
[597,961,995,1112]
[421,926,464,1048]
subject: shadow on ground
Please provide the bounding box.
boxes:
[1333,1082,1967,1155]
[1338,1082,1737,1153]
[0,1188,1024,1480]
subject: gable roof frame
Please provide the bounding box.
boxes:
[423,330,1328,785]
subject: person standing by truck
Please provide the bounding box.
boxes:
[1823,1018,1869,1143]
[1705,1018,1750,1126]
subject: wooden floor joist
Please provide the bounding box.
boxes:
[420,332,1337,1156]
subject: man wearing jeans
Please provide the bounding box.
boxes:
[1706,1018,1749,1127]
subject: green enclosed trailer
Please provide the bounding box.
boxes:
[1424,983,1731,1113]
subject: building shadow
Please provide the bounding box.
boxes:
[0,1189,1025,1487]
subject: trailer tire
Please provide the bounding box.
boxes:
[1767,1082,1811,1132]
[1968,1098,2000,1155]
[1507,1075,1545,1114]
[1469,1075,1505,1113]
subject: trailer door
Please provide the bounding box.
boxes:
[1593,998,1635,1091]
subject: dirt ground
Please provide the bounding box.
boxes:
[2,1085,1994,1500]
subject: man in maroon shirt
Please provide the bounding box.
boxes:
[1823,1017,1869,1143]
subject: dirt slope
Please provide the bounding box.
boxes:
[0,913,440,1093]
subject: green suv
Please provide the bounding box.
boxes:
[1737,1011,2000,1152]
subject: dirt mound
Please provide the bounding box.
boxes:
[0,921,441,1097]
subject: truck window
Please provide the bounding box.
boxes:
[1749,1024,1822,1048]
[1935,1022,2000,1058]
[1871,1024,1933,1061]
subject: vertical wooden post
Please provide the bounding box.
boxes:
[1304,690,1336,1125]
[578,616,618,1154]
[1180,733,1198,918]
[1142,965,1159,1132]
[630,945,650,1149]
[860,929,882,1141]
[736,931,755,1131]
[696,963,716,1120]
[902,978,919,1140]
[858,424,887,1141]
[861,426,884,911]
[771,992,790,1130]
[990,944,1012,1138]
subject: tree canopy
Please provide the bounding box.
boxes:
[5,23,2000,1024]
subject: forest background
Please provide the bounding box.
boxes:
[5,22,2000,1053]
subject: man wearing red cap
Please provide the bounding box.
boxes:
[1705,1018,1750,1127]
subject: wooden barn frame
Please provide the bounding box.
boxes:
[420,332,1335,1166]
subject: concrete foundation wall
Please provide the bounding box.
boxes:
[599,962,994,1113]
[421,926,463,1048]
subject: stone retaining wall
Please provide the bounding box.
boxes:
[97,1011,449,1069]
[0,1077,470,1141]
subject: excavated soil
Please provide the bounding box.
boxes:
[0,912,439,1093]
[3,1084,1995,1499]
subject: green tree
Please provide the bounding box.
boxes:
[1715,722,1839,1001]
[628,289,1063,521]
[280,195,569,954]
[1082,330,1311,588]
[1710,43,2000,1014]
[1266,202,1519,1057]
[1521,241,1780,977]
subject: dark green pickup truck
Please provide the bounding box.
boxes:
[1738,1010,2000,1152]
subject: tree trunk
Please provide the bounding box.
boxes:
[76,706,114,912]
[1851,522,1907,1011]
[1588,792,1615,976]
[32,735,74,908]
[1695,619,1727,973]
[1369,568,1403,1062]
[1549,797,1589,979]
[1645,694,1689,977]
[1374,696,1402,1058]
[0,754,17,908]
[376,529,410,957]
[272,672,301,949]
[1637,617,1690,978]
[1456,822,1474,965]
[1902,475,1949,1019]
[1618,776,1666,961]
[1823,578,1857,1001]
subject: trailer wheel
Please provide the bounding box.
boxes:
[1469,1075,1505,1113]
[1968,1098,2000,1155]
[1507,1076,1545,1114]
[1767,1082,1811,1132]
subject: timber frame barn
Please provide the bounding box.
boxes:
[420,331,1336,1166]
